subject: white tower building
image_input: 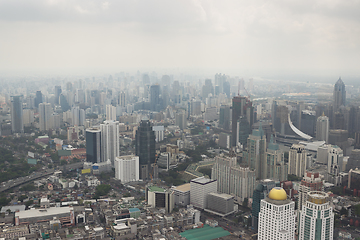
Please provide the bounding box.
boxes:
[106,105,117,121]
[115,155,139,183]
[100,120,119,166]
[316,115,329,143]
[288,144,307,178]
[39,103,52,131]
[299,191,334,240]
[258,187,296,240]
[190,177,217,209]
[328,145,343,185]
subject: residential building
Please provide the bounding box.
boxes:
[10,96,24,134]
[288,144,306,178]
[38,103,52,131]
[115,155,139,183]
[106,105,117,121]
[316,115,329,143]
[100,120,119,166]
[298,171,324,211]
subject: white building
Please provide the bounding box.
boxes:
[106,105,117,121]
[299,191,334,240]
[23,109,34,127]
[190,177,217,209]
[258,187,296,240]
[316,115,329,143]
[298,172,324,211]
[152,125,164,142]
[38,103,52,131]
[171,183,190,207]
[288,144,307,178]
[71,106,85,126]
[328,145,343,185]
[100,120,119,166]
[115,155,139,183]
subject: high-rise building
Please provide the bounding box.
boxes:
[114,155,139,183]
[243,125,266,179]
[54,86,62,105]
[86,128,101,163]
[266,136,288,181]
[316,115,329,143]
[215,73,226,94]
[202,79,214,99]
[23,109,34,127]
[258,187,296,240]
[71,106,85,126]
[190,177,217,209]
[327,145,343,185]
[288,144,306,178]
[299,191,334,240]
[152,125,164,142]
[100,120,119,166]
[346,149,360,171]
[232,96,253,146]
[251,179,278,230]
[119,91,126,108]
[175,110,187,130]
[10,96,24,134]
[135,120,156,180]
[211,155,256,202]
[38,103,52,131]
[219,105,231,130]
[300,110,316,137]
[223,81,230,98]
[206,193,234,216]
[237,116,251,147]
[150,84,161,111]
[190,100,202,116]
[333,77,346,111]
[298,171,324,211]
[106,105,117,121]
[35,91,42,108]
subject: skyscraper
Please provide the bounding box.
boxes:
[38,103,52,131]
[258,187,296,240]
[333,77,346,111]
[106,105,116,121]
[211,155,256,202]
[135,120,156,180]
[10,96,24,134]
[266,136,288,181]
[150,84,160,111]
[35,91,42,108]
[299,191,334,240]
[119,91,126,108]
[288,144,307,178]
[219,105,231,130]
[71,106,85,126]
[201,79,214,99]
[115,155,139,183]
[54,86,62,105]
[316,115,329,143]
[175,110,187,130]
[86,128,101,163]
[232,96,253,147]
[243,125,266,179]
[100,120,119,167]
[327,145,343,185]
[298,171,324,211]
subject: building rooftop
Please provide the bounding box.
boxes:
[191,177,216,185]
[173,183,190,192]
[179,224,230,240]
[208,192,234,200]
[268,187,287,201]
[15,207,73,219]
[148,186,166,193]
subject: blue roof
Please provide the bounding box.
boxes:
[129,208,140,212]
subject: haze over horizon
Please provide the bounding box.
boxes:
[1,0,360,83]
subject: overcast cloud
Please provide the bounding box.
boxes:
[0,0,359,78]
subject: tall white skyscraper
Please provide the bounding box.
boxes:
[100,120,119,166]
[258,187,296,240]
[39,103,52,131]
[299,191,334,240]
[23,109,34,127]
[316,115,329,143]
[106,105,117,121]
[115,155,139,183]
[328,145,343,185]
[190,177,217,209]
[71,106,85,126]
[288,144,307,178]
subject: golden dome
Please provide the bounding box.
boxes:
[268,187,287,200]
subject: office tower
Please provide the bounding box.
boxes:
[75,89,85,104]
[23,109,34,127]
[152,125,164,142]
[25,96,35,109]
[333,77,346,111]
[317,144,330,164]
[54,86,62,105]
[201,79,214,99]
[35,91,42,108]
[172,183,190,207]
[206,193,234,216]
[191,100,202,116]
[204,107,217,121]
[219,105,231,130]
[86,128,101,163]
[328,145,343,185]
[299,191,334,240]
[119,91,126,108]
[218,133,231,149]
[288,144,306,178]
[212,156,256,202]
[223,81,230,98]
[190,177,217,209]
[38,103,52,131]
[232,96,253,146]
[100,120,119,166]
[150,84,160,111]
[10,96,24,134]
[66,82,73,92]
[135,120,156,180]
[251,179,278,231]
[237,116,251,147]
[298,171,324,211]
[243,125,266,179]
[300,110,316,137]
[106,105,116,121]
[49,113,60,129]
[258,187,295,240]
[316,115,329,143]
[59,94,70,112]
[266,136,288,181]
[175,110,187,130]
[215,73,226,94]
[71,106,85,126]
[114,155,139,183]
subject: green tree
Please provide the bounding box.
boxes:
[94,184,112,198]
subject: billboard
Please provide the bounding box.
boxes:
[81,168,91,174]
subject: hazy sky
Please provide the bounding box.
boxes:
[0,0,359,78]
